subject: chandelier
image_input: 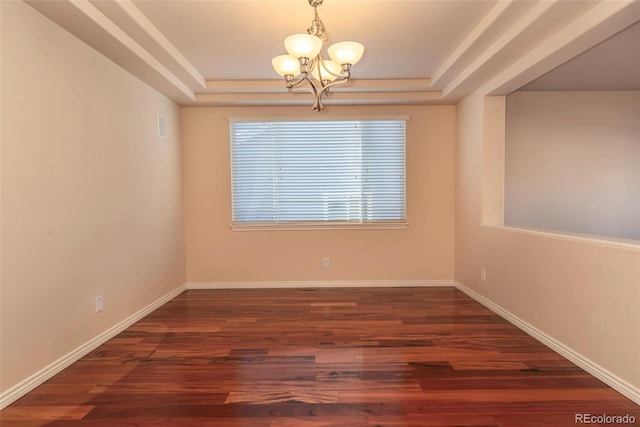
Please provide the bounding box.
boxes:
[271,0,365,111]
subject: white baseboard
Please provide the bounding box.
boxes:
[0,284,186,410]
[186,280,453,290]
[454,281,640,406]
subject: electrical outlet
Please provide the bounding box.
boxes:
[95,295,103,313]
[323,257,330,267]
[480,268,486,281]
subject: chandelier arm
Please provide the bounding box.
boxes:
[305,75,321,96]
[295,74,324,111]
[288,56,321,88]
[318,75,350,96]
[288,74,311,88]
[287,74,321,100]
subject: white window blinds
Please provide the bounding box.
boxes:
[230,119,406,226]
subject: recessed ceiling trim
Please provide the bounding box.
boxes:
[69,0,195,100]
[518,22,640,91]
[114,0,206,90]
[204,79,433,94]
[205,80,290,93]
[431,0,513,88]
[479,0,640,97]
[442,0,557,98]
[195,90,442,107]
[334,79,433,93]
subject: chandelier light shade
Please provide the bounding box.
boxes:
[272,0,365,111]
[272,55,300,77]
[284,34,323,60]
[328,42,365,67]
[311,60,341,82]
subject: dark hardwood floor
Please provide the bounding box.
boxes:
[2,287,638,426]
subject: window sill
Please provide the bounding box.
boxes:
[231,222,408,231]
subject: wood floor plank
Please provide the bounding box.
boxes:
[0,405,94,421]
[225,390,339,404]
[1,287,638,427]
[367,414,499,426]
[270,416,369,426]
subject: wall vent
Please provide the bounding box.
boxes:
[157,114,166,138]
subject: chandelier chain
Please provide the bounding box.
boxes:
[307,7,328,44]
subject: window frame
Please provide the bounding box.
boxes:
[229,115,410,231]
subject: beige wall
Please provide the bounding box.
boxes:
[182,105,455,284]
[505,91,640,241]
[1,1,185,392]
[456,92,640,392]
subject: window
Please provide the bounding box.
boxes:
[230,118,407,229]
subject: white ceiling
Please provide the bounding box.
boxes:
[132,0,497,80]
[25,0,640,107]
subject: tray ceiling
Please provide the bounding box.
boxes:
[25,0,640,106]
